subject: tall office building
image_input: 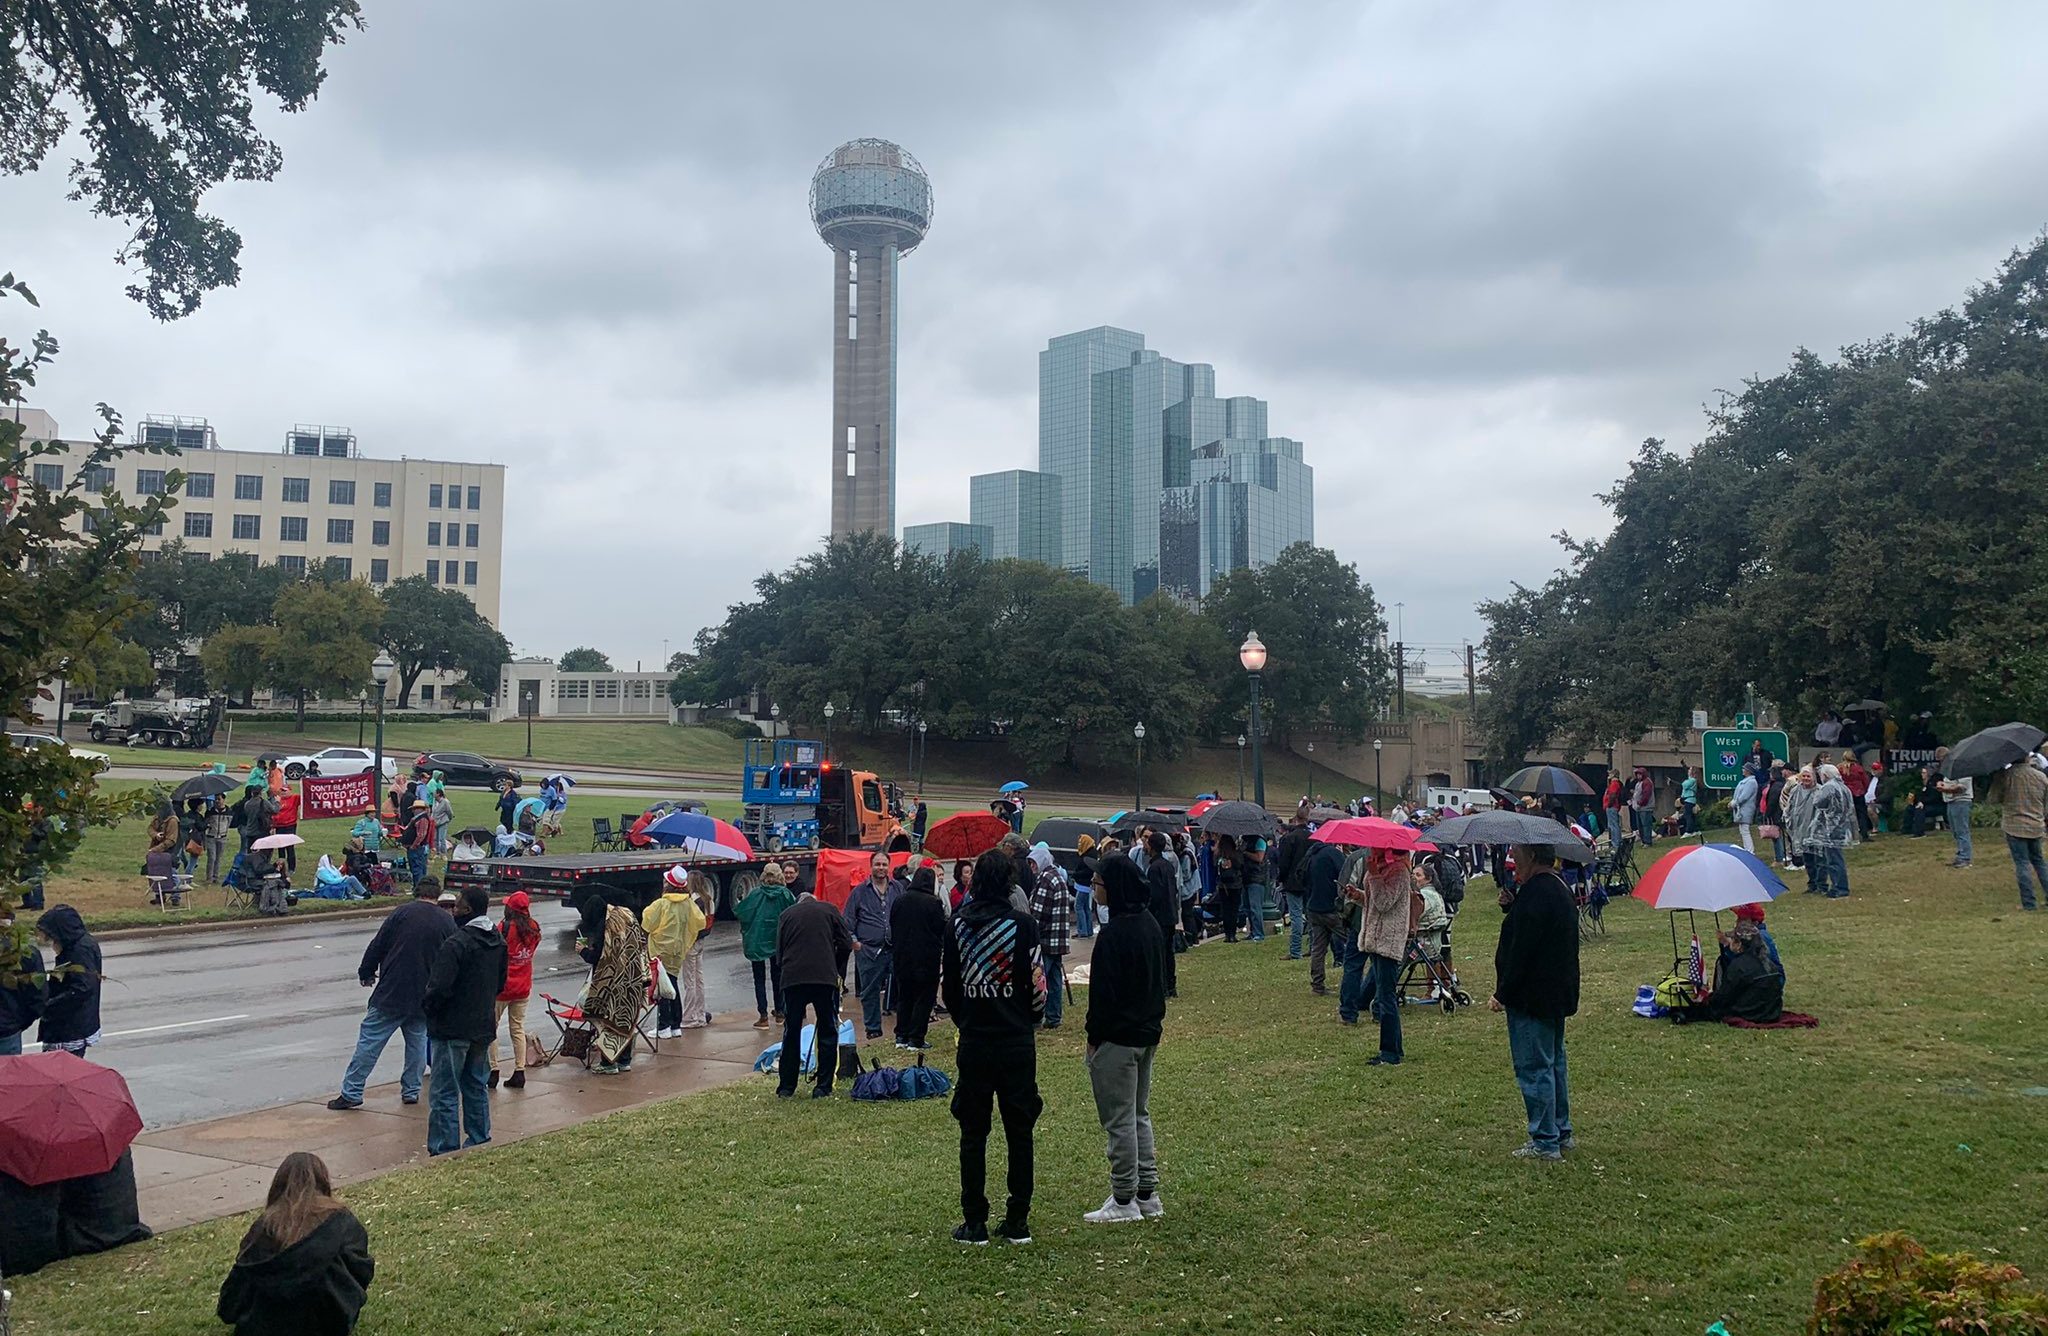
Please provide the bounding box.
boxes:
[903,521,990,561]
[1161,437,1314,600]
[1038,326,1146,574]
[969,469,1064,565]
[810,139,933,539]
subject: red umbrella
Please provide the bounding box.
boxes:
[0,1051,145,1186]
[1186,798,1220,819]
[1310,816,1434,852]
[922,811,1013,860]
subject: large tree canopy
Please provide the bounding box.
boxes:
[376,576,510,708]
[558,646,614,673]
[1203,544,1394,743]
[1479,234,2048,763]
[1,1,362,318]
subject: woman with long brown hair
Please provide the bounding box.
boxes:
[217,1151,375,1335]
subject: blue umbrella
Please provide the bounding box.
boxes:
[999,781,1030,793]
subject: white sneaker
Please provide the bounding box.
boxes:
[1137,1192,1164,1219]
[1084,1196,1143,1224]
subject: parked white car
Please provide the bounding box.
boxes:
[260,746,400,782]
[5,730,112,771]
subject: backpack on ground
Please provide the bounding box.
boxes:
[851,1059,903,1101]
[897,1053,950,1100]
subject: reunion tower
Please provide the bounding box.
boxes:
[809,139,933,538]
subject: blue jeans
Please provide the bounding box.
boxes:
[1367,953,1403,1062]
[339,1005,428,1102]
[1823,846,1850,898]
[407,845,429,883]
[427,1037,492,1155]
[855,946,892,1035]
[1948,803,1973,863]
[1074,889,1095,937]
[0,1031,21,1055]
[1337,933,1367,1022]
[1505,1009,1571,1153]
[1633,808,1655,844]
[1284,892,1306,957]
[1042,952,1065,1027]
[1243,881,1267,940]
[2007,835,2047,910]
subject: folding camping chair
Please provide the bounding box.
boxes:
[537,992,598,1068]
[145,870,192,914]
[221,853,255,911]
[1592,835,1639,899]
[591,816,624,852]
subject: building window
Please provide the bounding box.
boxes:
[136,468,166,495]
[283,476,310,504]
[594,680,620,701]
[465,524,479,548]
[326,518,354,544]
[427,521,441,546]
[82,508,105,533]
[421,685,436,702]
[32,462,62,489]
[83,465,116,492]
[370,558,389,583]
[371,520,390,546]
[280,515,308,543]
[464,561,478,586]
[232,514,261,541]
[184,512,213,539]
[143,515,164,537]
[184,471,214,498]
[235,474,263,500]
[467,486,481,510]
[446,487,461,511]
[277,555,306,576]
[558,679,589,700]
[373,481,392,507]
[328,557,352,579]
[426,560,439,584]
[429,484,443,508]
[328,479,356,505]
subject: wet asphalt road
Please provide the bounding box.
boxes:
[96,901,768,1130]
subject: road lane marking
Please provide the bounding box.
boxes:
[103,1014,250,1039]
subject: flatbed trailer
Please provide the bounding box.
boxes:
[444,848,826,918]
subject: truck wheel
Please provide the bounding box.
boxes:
[806,834,821,851]
[766,835,783,853]
[726,869,759,915]
[171,734,188,749]
[89,725,106,743]
[284,763,306,781]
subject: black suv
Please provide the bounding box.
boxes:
[413,750,523,792]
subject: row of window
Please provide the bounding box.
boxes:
[554,679,654,699]
[425,560,479,586]
[175,513,482,550]
[427,484,483,510]
[50,465,482,513]
[425,523,482,547]
[129,546,474,590]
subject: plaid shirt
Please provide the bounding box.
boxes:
[1030,866,1074,956]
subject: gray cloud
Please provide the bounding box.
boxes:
[4,0,2045,667]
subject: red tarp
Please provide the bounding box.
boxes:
[810,849,935,910]
[301,771,375,820]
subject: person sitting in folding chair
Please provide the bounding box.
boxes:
[576,893,651,1074]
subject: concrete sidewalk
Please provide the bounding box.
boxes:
[129,1021,773,1230]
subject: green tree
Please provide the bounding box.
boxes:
[1202,543,1393,743]
[558,646,614,673]
[376,576,511,708]
[200,623,278,708]
[267,580,380,730]
[1,2,362,319]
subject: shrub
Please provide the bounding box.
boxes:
[1698,797,1733,828]
[705,717,763,741]
[1809,1232,2048,1335]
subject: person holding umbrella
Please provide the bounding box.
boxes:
[1344,847,1411,1066]
[1489,845,1579,1161]
[1934,747,1973,868]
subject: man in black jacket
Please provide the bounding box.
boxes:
[889,863,948,1051]
[1489,845,1581,1161]
[775,881,855,1099]
[2,906,48,1054]
[1082,855,1167,1224]
[1302,840,1349,996]
[329,877,456,1110]
[33,905,100,1054]
[421,885,508,1155]
[942,848,1044,1246]
[1271,815,1314,960]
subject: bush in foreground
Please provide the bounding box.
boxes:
[1810,1232,2048,1334]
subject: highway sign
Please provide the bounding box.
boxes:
[1735,712,1756,729]
[1701,728,1789,789]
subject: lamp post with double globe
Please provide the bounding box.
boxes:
[1373,736,1384,806]
[370,653,394,810]
[1240,632,1268,808]
[1134,722,1146,811]
[1237,734,1247,799]
[824,701,836,758]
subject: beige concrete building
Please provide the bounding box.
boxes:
[28,413,505,627]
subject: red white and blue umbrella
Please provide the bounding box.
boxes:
[1631,843,1786,912]
[641,810,754,861]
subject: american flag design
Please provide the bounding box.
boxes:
[1689,933,1705,988]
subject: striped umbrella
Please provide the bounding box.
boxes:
[1631,843,1785,912]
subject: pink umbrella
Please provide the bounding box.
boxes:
[1311,817,1433,852]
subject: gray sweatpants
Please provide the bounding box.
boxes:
[1086,1041,1158,1199]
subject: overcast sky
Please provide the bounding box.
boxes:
[7,1,2046,675]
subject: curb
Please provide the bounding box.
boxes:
[95,899,407,941]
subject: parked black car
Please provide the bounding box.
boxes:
[412,751,523,792]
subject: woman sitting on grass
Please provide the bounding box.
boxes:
[217,1151,375,1336]
[1681,921,1784,1025]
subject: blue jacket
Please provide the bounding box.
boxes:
[358,899,457,1019]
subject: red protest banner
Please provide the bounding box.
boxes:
[301,771,375,820]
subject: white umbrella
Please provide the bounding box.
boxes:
[251,832,304,850]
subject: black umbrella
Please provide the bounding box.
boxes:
[1500,765,1596,797]
[1028,817,1108,853]
[1841,699,1887,714]
[1194,800,1278,839]
[1109,810,1190,836]
[1306,805,1349,823]
[169,771,239,805]
[1942,722,2047,778]
[1422,811,1597,863]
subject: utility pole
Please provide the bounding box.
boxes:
[1465,642,1478,714]
[1394,641,1407,720]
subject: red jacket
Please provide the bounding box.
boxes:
[274,792,301,829]
[497,892,540,1000]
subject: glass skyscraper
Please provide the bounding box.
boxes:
[969,469,1064,565]
[903,521,991,561]
[1038,326,1147,574]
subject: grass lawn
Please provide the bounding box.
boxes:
[13,832,2047,1333]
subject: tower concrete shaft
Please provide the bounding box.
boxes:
[830,243,899,538]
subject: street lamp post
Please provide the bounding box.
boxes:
[770,702,780,740]
[357,690,367,747]
[370,653,394,813]
[1307,740,1316,804]
[1133,722,1146,811]
[1373,737,1383,806]
[918,720,928,793]
[1237,734,1247,800]
[824,701,836,758]
[1240,632,1267,809]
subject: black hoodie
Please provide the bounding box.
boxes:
[942,890,1042,1044]
[1086,856,1166,1049]
[421,917,509,1044]
[217,1209,376,1336]
[35,906,100,1045]
[1,937,46,1041]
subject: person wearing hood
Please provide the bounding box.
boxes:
[644,867,710,1037]
[420,885,508,1154]
[1809,764,1856,899]
[1143,832,1182,997]
[34,905,101,1054]
[941,848,1045,1246]
[491,891,542,1088]
[1027,842,1074,1030]
[217,1152,374,1336]
[1081,854,1168,1224]
[312,855,369,901]
[1,904,47,1055]
[733,862,797,1029]
[890,861,948,1050]
[430,785,455,856]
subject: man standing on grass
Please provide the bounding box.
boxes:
[942,848,1045,1246]
[775,878,855,1100]
[1028,843,1074,1030]
[330,876,456,1110]
[1302,836,1348,998]
[1811,764,1856,899]
[1490,844,1579,1161]
[1993,752,2048,911]
[847,852,900,1040]
[402,798,436,885]
[1935,747,1974,868]
[1082,854,1167,1224]
[420,884,507,1155]
[1271,812,1314,960]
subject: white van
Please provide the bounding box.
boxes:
[1423,786,1497,812]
